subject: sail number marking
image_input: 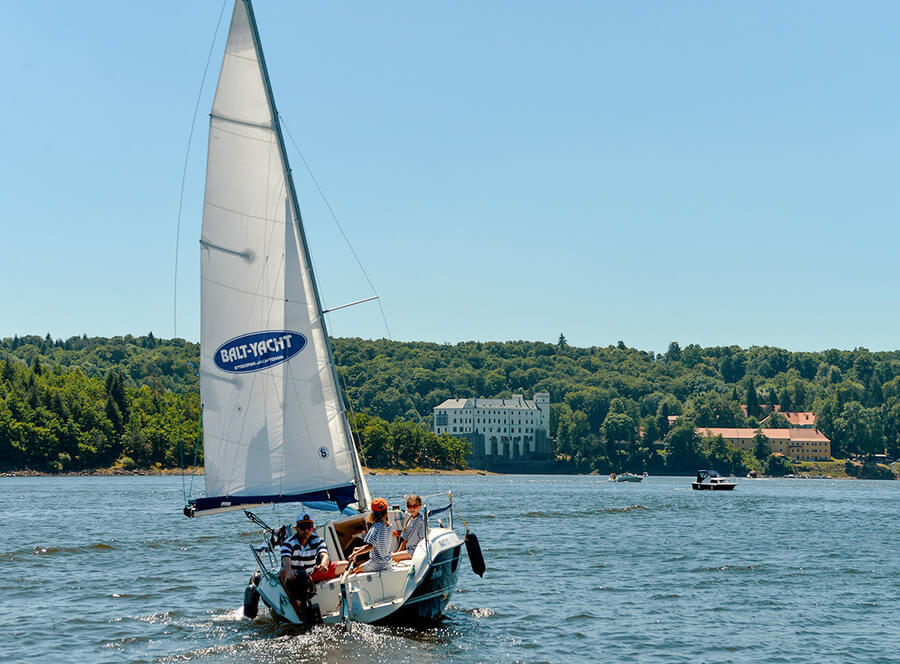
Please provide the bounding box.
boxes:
[214,330,307,373]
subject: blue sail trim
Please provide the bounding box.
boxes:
[185,484,358,517]
[427,503,452,518]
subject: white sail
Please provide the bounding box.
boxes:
[194,0,368,515]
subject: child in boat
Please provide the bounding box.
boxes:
[349,497,392,573]
[395,494,425,557]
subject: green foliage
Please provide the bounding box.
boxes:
[745,380,760,418]
[663,421,702,473]
[3,335,900,475]
[753,430,771,461]
[0,346,200,472]
[349,412,470,469]
[697,433,750,476]
[764,454,794,477]
[766,411,790,428]
[845,460,893,480]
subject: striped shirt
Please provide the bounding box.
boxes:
[280,533,327,576]
[400,513,425,555]
[363,521,393,571]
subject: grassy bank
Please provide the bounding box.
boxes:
[791,459,899,480]
[791,460,852,478]
[364,467,494,476]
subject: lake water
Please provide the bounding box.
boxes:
[2,474,898,663]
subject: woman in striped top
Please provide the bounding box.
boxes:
[349,497,393,573]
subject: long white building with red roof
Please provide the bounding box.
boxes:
[698,427,831,461]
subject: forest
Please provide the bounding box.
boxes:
[1,333,899,476]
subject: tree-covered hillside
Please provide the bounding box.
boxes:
[2,334,899,474]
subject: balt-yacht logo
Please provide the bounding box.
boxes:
[214,331,307,373]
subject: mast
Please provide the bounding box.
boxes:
[241,0,369,509]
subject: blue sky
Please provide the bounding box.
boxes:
[2,1,897,354]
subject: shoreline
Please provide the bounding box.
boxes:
[1,463,895,480]
[0,466,496,478]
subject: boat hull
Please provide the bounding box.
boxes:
[691,482,737,490]
[255,528,465,626]
[378,543,462,624]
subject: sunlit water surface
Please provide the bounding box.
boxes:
[2,474,898,663]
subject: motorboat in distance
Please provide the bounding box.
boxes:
[692,470,737,491]
[609,472,643,482]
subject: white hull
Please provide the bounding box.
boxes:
[254,527,464,625]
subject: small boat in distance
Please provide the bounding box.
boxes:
[614,472,643,482]
[691,470,737,491]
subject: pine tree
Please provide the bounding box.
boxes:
[745,380,759,418]
[105,370,130,426]
[666,342,682,362]
[779,388,792,411]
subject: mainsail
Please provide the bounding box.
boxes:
[190,0,369,516]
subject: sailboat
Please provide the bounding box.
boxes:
[183,0,482,627]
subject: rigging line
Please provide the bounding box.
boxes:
[324,316,370,474]
[173,0,229,341]
[173,0,229,502]
[280,116,393,340]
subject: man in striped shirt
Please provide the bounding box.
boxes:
[278,513,330,622]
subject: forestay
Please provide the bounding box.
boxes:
[191,0,369,516]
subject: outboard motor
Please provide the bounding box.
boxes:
[243,570,261,619]
[464,530,486,577]
[299,601,322,630]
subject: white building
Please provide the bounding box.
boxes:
[433,393,551,459]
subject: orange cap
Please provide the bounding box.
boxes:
[370,497,388,513]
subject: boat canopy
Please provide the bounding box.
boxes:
[697,470,722,478]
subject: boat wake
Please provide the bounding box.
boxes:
[469,607,495,618]
[690,564,766,573]
[2,542,115,560]
[155,620,452,663]
[595,505,648,514]
[210,607,246,622]
[521,510,578,519]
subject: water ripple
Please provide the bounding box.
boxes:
[2,475,900,663]
[1,541,115,561]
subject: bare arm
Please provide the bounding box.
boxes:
[279,555,292,583]
[316,549,331,571]
[349,543,373,567]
